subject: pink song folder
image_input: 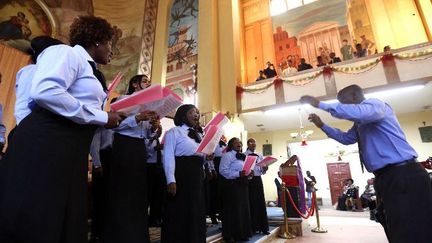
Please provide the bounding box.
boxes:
[110,84,183,117]
[195,125,224,155]
[256,156,278,167]
[243,155,257,176]
[204,112,230,134]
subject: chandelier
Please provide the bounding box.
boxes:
[290,108,313,146]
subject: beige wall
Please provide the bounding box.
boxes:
[365,0,428,51]
[248,110,432,204]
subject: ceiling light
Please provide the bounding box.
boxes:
[365,84,425,99]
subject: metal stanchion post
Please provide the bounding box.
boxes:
[311,188,327,233]
[278,182,296,239]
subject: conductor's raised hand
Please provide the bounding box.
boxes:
[308,113,324,128]
[105,111,126,128]
[300,95,320,108]
[167,182,177,197]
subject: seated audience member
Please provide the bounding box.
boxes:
[282,60,297,76]
[355,43,366,58]
[316,56,326,67]
[328,52,341,64]
[344,179,359,211]
[297,58,313,71]
[361,178,377,220]
[263,61,277,78]
[256,70,266,81]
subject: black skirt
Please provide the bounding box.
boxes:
[0,107,96,243]
[161,156,206,243]
[248,176,269,232]
[209,157,221,216]
[102,133,149,243]
[221,177,252,241]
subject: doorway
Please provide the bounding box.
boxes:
[326,162,352,205]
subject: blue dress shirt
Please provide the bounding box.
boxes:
[245,149,265,176]
[220,150,245,179]
[319,98,417,172]
[163,125,202,184]
[30,44,107,125]
[15,64,36,125]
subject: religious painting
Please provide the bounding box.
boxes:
[271,0,376,73]
[165,0,198,105]
[0,0,57,52]
[92,0,147,94]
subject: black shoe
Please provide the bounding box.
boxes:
[262,231,270,235]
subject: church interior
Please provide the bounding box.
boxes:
[1,0,432,242]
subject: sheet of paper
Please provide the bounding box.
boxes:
[243,155,257,176]
[196,125,224,155]
[204,112,230,133]
[256,156,278,167]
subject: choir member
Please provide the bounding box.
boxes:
[0,15,124,243]
[162,104,211,243]
[245,138,270,234]
[146,116,165,227]
[208,136,227,224]
[102,75,157,243]
[219,137,253,242]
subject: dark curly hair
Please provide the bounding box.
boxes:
[69,16,114,48]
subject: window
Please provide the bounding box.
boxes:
[176,62,182,70]
[279,46,283,51]
[286,44,290,49]
[270,0,319,15]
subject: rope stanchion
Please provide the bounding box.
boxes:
[278,182,296,240]
[284,187,315,219]
[311,190,327,233]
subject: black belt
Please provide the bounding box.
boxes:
[373,159,417,177]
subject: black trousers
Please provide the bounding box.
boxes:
[161,156,206,243]
[102,133,149,243]
[147,162,166,226]
[0,108,96,243]
[374,162,432,243]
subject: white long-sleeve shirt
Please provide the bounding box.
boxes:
[163,125,201,184]
[15,64,37,125]
[30,44,107,125]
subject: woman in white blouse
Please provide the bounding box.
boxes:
[162,104,212,243]
[219,137,253,243]
[0,16,124,243]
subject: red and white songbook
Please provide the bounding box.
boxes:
[256,156,278,167]
[110,84,183,118]
[106,72,123,97]
[204,112,230,134]
[243,155,257,176]
[195,125,224,155]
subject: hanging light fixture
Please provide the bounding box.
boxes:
[297,108,313,146]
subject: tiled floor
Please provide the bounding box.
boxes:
[266,207,388,243]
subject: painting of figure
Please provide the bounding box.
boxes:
[0,0,56,52]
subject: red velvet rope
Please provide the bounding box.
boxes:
[283,187,315,219]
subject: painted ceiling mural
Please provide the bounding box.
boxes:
[165,0,198,105]
[0,0,146,94]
